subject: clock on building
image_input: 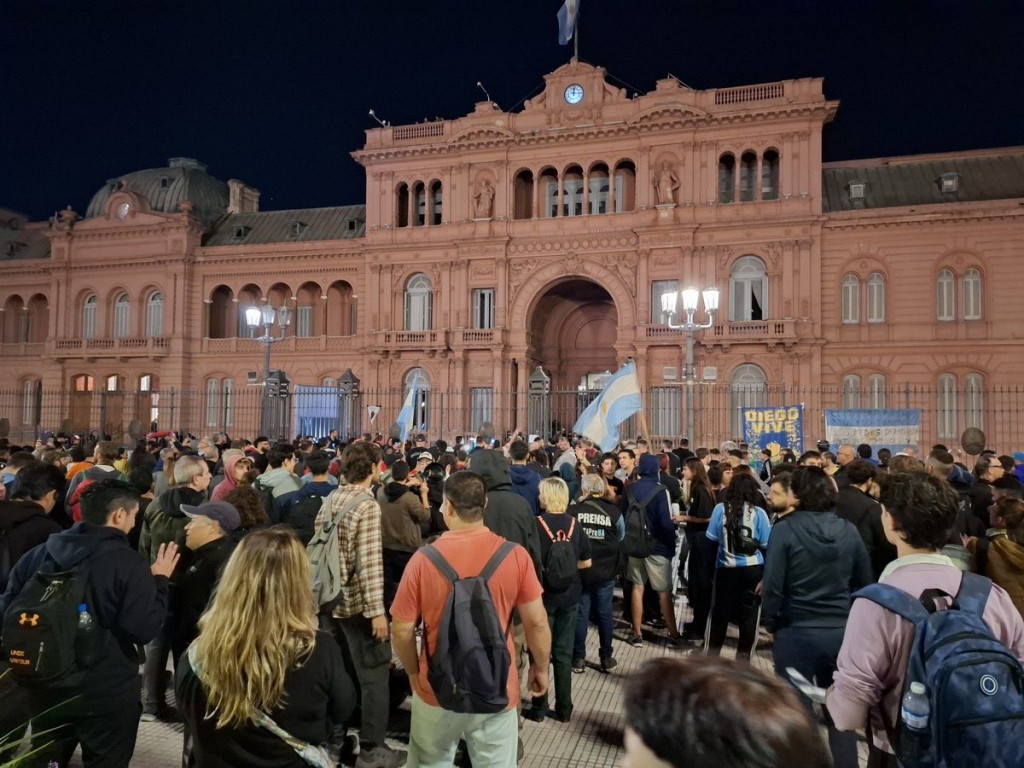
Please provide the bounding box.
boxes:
[116,202,131,220]
[564,84,584,105]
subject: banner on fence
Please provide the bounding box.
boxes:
[367,405,380,424]
[823,409,921,455]
[742,405,804,456]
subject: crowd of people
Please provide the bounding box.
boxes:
[0,427,1023,767]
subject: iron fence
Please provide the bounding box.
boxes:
[0,383,1021,453]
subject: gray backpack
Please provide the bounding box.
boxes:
[306,492,361,612]
[420,541,516,713]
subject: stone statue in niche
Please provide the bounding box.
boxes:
[653,161,679,205]
[473,179,495,218]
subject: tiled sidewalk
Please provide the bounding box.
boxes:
[71,593,868,767]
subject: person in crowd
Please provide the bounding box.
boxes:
[64,444,91,481]
[65,441,122,503]
[125,465,155,549]
[827,471,1024,766]
[657,454,681,506]
[280,450,338,544]
[314,441,405,768]
[2,451,38,497]
[968,454,1004,532]
[832,444,856,489]
[210,452,254,502]
[616,448,637,483]
[175,527,355,767]
[0,462,65,589]
[153,446,178,498]
[965,495,1024,619]
[835,458,896,580]
[139,454,212,721]
[168,500,239,662]
[377,458,429,611]
[570,473,623,674]
[391,471,551,767]
[765,469,796,523]
[621,656,830,768]
[524,476,591,723]
[758,447,774,483]
[527,446,551,480]
[507,440,542,516]
[704,472,772,659]
[1,479,178,767]
[674,457,717,644]
[626,454,685,648]
[597,451,624,502]
[222,485,269,538]
[256,443,303,524]
[761,466,871,768]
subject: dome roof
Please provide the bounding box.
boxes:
[86,158,229,227]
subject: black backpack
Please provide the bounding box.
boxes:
[420,541,516,713]
[254,478,278,523]
[284,489,328,545]
[538,516,578,592]
[622,485,662,558]
[1,552,102,688]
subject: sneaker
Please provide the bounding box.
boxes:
[627,634,643,647]
[648,617,667,629]
[664,633,686,649]
[139,711,157,723]
[355,745,407,768]
[599,656,618,673]
[571,658,586,674]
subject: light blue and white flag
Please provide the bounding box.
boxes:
[573,361,642,452]
[395,374,424,442]
[557,0,579,45]
[823,408,921,456]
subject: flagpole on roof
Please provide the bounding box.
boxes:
[574,1,579,60]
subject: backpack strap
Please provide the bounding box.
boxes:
[852,583,930,624]
[537,516,558,542]
[640,485,663,508]
[421,543,460,584]
[954,570,992,617]
[478,540,517,582]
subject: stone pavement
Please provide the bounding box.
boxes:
[70,592,869,767]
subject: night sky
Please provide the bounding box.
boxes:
[3,1,1022,222]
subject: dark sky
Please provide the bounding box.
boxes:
[3,0,1022,221]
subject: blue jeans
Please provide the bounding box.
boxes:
[573,579,615,661]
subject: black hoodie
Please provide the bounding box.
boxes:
[0,500,62,589]
[467,450,542,579]
[0,522,169,700]
[761,508,873,631]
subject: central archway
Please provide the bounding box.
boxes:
[528,279,619,435]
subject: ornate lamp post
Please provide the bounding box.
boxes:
[661,286,720,446]
[245,304,293,439]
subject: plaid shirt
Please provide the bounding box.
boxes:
[315,483,385,619]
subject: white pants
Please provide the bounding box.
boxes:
[408,693,519,768]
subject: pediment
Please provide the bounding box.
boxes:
[628,104,708,125]
[448,126,515,143]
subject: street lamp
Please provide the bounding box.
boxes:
[245,303,293,438]
[662,286,720,447]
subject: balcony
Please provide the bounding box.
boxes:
[0,342,45,357]
[453,328,506,348]
[645,320,798,350]
[51,336,169,359]
[201,336,358,354]
[375,330,449,353]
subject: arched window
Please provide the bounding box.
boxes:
[867,374,887,409]
[208,286,234,339]
[403,367,431,435]
[841,275,860,324]
[866,273,886,323]
[729,256,768,322]
[588,163,610,215]
[113,293,130,338]
[562,165,584,217]
[412,182,426,226]
[965,373,983,431]
[404,273,433,331]
[729,364,767,439]
[937,269,955,322]
[718,153,736,203]
[613,160,636,212]
[82,294,98,339]
[540,167,559,218]
[513,169,534,220]
[761,149,780,200]
[396,183,409,228]
[429,180,443,225]
[205,378,220,428]
[963,268,982,320]
[146,291,163,337]
[739,151,758,202]
[937,373,957,438]
[842,374,862,409]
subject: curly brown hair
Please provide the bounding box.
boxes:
[223,486,268,530]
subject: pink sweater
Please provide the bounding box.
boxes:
[827,558,1024,754]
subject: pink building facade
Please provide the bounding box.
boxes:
[1,60,1022,450]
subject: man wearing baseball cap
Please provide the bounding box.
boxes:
[167,500,240,661]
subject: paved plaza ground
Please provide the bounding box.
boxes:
[62,590,870,768]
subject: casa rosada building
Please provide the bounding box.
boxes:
[1,59,1023,449]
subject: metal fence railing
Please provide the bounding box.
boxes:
[0,383,1020,454]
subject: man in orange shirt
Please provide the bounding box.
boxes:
[391,472,551,767]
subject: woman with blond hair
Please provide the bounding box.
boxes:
[524,476,591,723]
[175,527,354,767]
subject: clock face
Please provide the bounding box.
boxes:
[564,84,584,105]
[116,202,130,220]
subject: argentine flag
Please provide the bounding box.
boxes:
[395,373,424,441]
[557,0,579,46]
[573,361,643,452]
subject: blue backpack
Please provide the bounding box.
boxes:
[854,573,1024,768]
[420,541,516,714]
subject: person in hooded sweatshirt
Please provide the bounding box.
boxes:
[254,443,303,524]
[761,466,872,768]
[0,462,65,591]
[138,454,211,721]
[508,439,542,516]
[209,451,254,502]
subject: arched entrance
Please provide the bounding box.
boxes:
[527,278,619,432]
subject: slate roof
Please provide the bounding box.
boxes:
[823,150,1024,212]
[203,205,366,246]
[86,158,229,227]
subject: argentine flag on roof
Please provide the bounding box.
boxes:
[573,361,643,452]
[557,0,579,46]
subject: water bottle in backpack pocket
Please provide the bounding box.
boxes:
[854,573,1024,768]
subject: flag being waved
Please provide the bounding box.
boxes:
[557,0,579,46]
[573,361,643,452]
[395,373,424,441]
